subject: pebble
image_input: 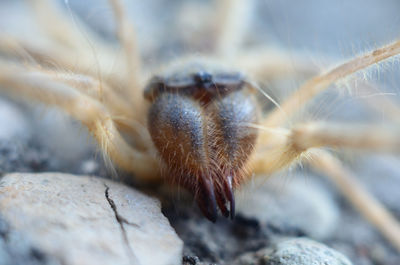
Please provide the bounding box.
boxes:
[0,215,61,265]
[0,173,183,265]
[236,174,339,239]
[355,154,400,214]
[0,97,30,141]
[233,238,353,265]
[32,108,95,165]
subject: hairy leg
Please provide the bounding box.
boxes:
[0,34,127,94]
[4,0,136,98]
[107,0,143,109]
[291,122,400,152]
[262,40,400,127]
[253,119,400,174]
[32,68,151,148]
[236,48,320,81]
[0,62,159,181]
[252,121,400,251]
[309,150,400,252]
[357,82,400,122]
[30,0,107,51]
[36,69,132,117]
[213,0,254,58]
[252,124,400,251]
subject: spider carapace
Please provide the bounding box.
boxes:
[144,61,260,222]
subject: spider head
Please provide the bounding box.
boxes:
[144,61,259,222]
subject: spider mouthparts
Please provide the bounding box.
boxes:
[197,174,236,222]
[225,175,235,220]
[197,175,218,222]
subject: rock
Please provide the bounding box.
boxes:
[0,98,53,173]
[0,173,183,265]
[0,140,54,173]
[0,214,61,265]
[233,238,353,265]
[355,154,400,214]
[236,175,339,239]
[32,108,95,165]
[0,97,30,141]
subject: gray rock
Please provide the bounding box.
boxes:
[236,175,339,239]
[0,214,61,265]
[0,97,30,141]
[0,173,183,265]
[32,108,95,165]
[234,238,353,265]
[355,155,400,214]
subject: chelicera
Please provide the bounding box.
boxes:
[145,62,259,221]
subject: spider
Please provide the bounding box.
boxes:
[0,0,400,255]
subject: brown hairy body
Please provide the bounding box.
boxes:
[146,61,259,220]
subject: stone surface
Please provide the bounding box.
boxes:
[0,139,52,174]
[236,175,339,239]
[0,214,60,265]
[0,173,183,265]
[0,97,30,141]
[355,155,400,215]
[233,238,353,265]
[326,155,400,265]
[31,108,96,166]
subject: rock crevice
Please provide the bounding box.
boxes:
[104,184,140,265]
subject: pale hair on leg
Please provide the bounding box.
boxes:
[309,150,400,251]
[0,61,159,180]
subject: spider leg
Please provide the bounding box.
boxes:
[309,150,400,252]
[262,40,400,128]
[251,125,309,177]
[107,0,145,120]
[236,48,320,81]
[30,0,149,121]
[213,0,320,81]
[213,0,254,58]
[253,120,400,174]
[252,126,400,251]
[0,62,159,181]
[30,0,132,83]
[107,0,141,92]
[35,69,131,117]
[33,68,151,148]
[252,120,400,251]
[0,39,150,145]
[290,122,400,153]
[252,41,400,224]
[2,0,135,98]
[357,82,400,123]
[0,34,127,94]
[30,0,110,52]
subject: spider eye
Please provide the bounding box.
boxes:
[193,71,213,88]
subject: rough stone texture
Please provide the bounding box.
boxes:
[0,173,183,265]
[233,238,353,265]
[0,214,61,265]
[164,205,273,264]
[236,176,339,239]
